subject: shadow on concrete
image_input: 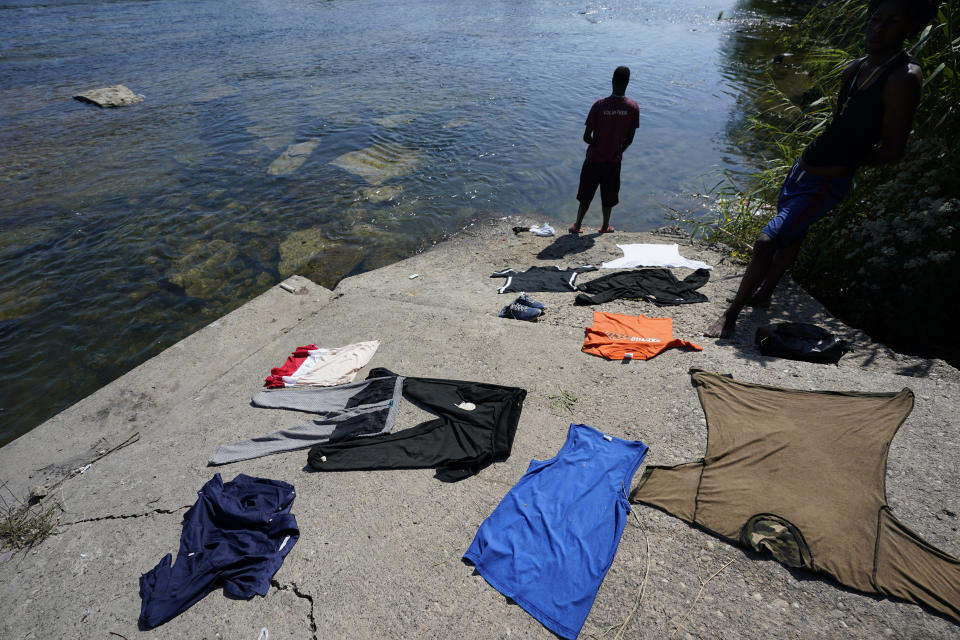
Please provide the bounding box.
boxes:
[714,282,942,377]
[536,233,597,260]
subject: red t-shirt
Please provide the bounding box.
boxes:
[584,96,640,163]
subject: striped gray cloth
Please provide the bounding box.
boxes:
[209,376,403,465]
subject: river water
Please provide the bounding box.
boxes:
[0,0,796,445]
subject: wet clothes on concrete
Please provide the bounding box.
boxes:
[582,311,702,361]
[631,369,960,623]
[491,265,597,293]
[209,375,403,465]
[600,243,712,270]
[308,368,526,482]
[464,423,648,640]
[138,474,298,630]
[265,340,379,388]
[574,268,710,306]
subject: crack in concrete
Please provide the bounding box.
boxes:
[271,578,318,639]
[59,504,192,527]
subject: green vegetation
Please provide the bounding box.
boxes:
[0,489,61,551]
[692,1,959,363]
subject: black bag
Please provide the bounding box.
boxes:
[755,322,848,365]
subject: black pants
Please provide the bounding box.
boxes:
[307,368,526,482]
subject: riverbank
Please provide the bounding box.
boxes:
[2,217,958,639]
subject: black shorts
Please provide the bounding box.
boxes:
[577,160,621,209]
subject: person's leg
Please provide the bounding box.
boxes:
[750,239,803,306]
[573,161,599,232]
[572,201,589,231]
[600,206,613,231]
[598,162,620,232]
[704,233,777,338]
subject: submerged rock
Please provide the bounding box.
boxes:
[373,113,418,128]
[442,118,472,129]
[278,226,367,285]
[246,121,295,152]
[267,139,322,176]
[128,283,161,303]
[346,223,421,271]
[0,284,49,322]
[330,143,420,185]
[361,184,403,203]
[195,84,239,102]
[278,227,331,276]
[0,223,57,258]
[168,238,242,298]
[305,243,367,287]
[73,85,143,107]
[171,140,213,166]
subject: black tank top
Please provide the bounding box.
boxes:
[803,51,911,169]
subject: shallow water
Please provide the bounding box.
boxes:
[0,0,799,444]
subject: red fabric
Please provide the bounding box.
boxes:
[582,312,702,361]
[584,96,640,163]
[265,344,318,388]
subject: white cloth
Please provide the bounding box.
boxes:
[282,340,380,387]
[529,223,555,237]
[601,244,712,270]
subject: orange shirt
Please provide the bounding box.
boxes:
[582,311,702,360]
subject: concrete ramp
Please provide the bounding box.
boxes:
[1,220,958,639]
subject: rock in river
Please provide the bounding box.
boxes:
[168,239,242,298]
[330,143,419,185]
[279,227,331,277]
[195,84,239,103]
[73,85,144,107]
[372,113,418,128]
[278,226,365,286]
[361,184,403,203]
[267,139,322,176]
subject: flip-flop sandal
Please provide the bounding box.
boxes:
[568,224,583,234]
[598,225,616,233]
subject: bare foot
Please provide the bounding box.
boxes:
[705,312,737,338]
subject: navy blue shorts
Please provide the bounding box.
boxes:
[762,161,852,247]
[577,160,621,209]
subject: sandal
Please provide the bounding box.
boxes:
[568,223,583,234]
[598,225,615,233]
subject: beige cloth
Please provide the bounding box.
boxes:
[284,340,380,387]
[631,368,960,622]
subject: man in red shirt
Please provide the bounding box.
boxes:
[570,66,640,234]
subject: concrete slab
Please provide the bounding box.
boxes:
[1,219,958,639]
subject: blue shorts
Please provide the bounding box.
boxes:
[762,162,852,247]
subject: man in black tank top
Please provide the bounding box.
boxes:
[706,0,938,339]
